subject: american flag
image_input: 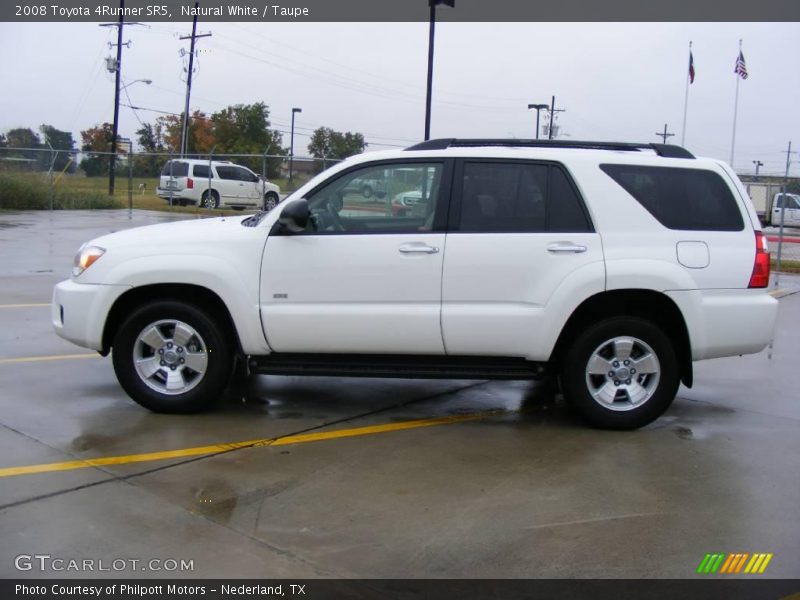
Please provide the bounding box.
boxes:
[688,51,695,84]
[735,51,748,79]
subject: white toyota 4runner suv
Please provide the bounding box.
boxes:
[53,139,778,429]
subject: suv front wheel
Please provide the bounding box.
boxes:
[112,301,233,413]
[560,317,679,430]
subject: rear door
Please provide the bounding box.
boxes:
[441,159,604,357]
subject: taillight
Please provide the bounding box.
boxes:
[186,178,194,189]
[748,231,770,288]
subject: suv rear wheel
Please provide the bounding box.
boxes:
[200,190,219,209]
[112,301,233,413]
[560,317,679,430]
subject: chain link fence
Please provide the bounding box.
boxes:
[0,146,340,216]
[1,145,798,279]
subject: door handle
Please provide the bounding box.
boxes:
[547,242,587,254]
[399,243,440,254]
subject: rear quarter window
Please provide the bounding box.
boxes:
[161,161,189,177]
[600,164,744,231]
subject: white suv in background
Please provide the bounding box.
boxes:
[157,159,281,211]
[54,139,778,429]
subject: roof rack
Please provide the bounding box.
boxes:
[404,138,695,159]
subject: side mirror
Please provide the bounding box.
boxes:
[278,199,309,233]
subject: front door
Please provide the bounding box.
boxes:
[213,165,242,204]
[261,160,452,354]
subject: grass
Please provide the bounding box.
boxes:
[0,171,268,217]
[772,258,800,274]
[0,172,121,210]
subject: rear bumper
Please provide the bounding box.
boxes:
[52,279,131,351]
[667,288,779,360]
[156,188,194,201]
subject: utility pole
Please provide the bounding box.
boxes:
[179,3,211,157]
[782,141,793,178]
[752,160,763,180]
[100,6,142,196]
[545,96,566,140]
[101,1,125,196]
[656,124,674,144]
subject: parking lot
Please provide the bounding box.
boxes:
[1,209,799,579]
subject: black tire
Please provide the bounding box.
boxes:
[560,317,679,430]
[263,192,280,211]
[111,301,233,414]
[201,190,219,209]
[361,185,373,199]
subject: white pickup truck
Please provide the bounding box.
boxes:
[746,183,800,227]
[53,139,778,429]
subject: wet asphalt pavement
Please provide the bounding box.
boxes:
[0,210,798,579]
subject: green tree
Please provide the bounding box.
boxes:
[5,127,41,150]
[5,128,44,167]
[210,103,284,177]
[308,127,366,172]
[154,111,215,155]
[79,123,114,176]
[39,124,77,173]
[0,133,6,148]
[134,122,167,177]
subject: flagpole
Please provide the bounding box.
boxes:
[729,39,742,167]
[681,41,692,146]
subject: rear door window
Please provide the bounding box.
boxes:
[193,164,213,178]
[454,161,592,233]
[600,164,744,231]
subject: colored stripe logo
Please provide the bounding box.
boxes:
[697,553,773,574]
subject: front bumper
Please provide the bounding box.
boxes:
[52,279,131,351]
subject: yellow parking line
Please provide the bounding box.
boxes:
[0,411,499,478]
[0,353,99,365]
[0,303,50,309]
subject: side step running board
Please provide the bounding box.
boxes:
[249,353,548,380]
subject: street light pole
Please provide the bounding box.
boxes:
[424,0,454,141]
[527,104,548,140]
[289,107,302,187]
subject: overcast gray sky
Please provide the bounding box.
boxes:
[1,21,798,175]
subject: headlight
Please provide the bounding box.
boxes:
[72,245,105,277]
